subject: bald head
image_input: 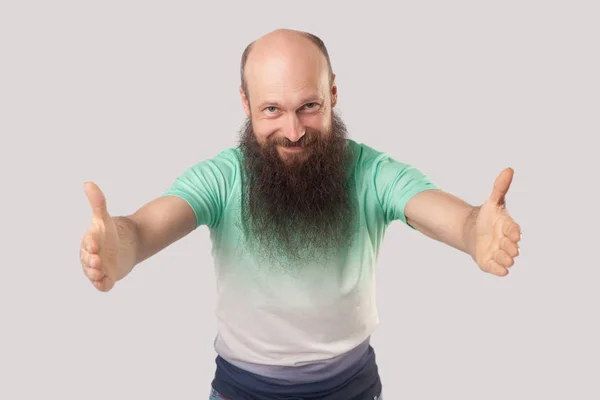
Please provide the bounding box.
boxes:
[238,29,340,163]
[240,29,334,99]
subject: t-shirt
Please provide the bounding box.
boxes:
[163,139,438,378]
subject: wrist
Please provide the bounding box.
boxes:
[113,216,139,281]
[463,206,480,260]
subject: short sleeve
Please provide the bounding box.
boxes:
[373,155,439,227]
[162,149,239,229]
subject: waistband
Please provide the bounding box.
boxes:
[211,342,381,400]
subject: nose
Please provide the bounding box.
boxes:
[282,113,305,143]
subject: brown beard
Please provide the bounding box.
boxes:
[238,110,357,267]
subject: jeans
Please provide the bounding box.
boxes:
[209,387,383,400]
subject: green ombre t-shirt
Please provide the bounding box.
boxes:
[163,139,438,367]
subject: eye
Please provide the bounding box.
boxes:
[302,102,320,112]
[264,106,278,114]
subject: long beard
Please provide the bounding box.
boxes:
[238,110,356,268]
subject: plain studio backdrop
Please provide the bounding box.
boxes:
[1,1,598,399]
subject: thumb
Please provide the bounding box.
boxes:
[488,167,514,206]
[84,181,110,221]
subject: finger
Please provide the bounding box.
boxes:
[92,276,114,292]
[81,231,101,254]
[488,167,514,206]
[501,218,521,243]
[80,248,91,267]
[81,248,103,270]
[494,249,515,269]
[485,259,509,277]
[84,181,110,222]
[83,265,105,281]
[89,253,102,269]
[500,236,520,258]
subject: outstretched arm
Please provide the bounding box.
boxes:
[404,168,522,276]
[81,182,197,291]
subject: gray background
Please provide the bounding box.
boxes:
[1,1,598,399]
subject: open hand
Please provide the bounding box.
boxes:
[80,182,119,292]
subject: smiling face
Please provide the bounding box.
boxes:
[240,30,338,164]
[236,30,355,265]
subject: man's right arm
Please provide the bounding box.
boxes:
[112,195,197,281]
[81,180,199,292]
[82,149,237,291]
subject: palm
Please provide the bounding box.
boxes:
[473,168,522,276]
[80,182,119,292]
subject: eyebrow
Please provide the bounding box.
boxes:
[257,96,324,110]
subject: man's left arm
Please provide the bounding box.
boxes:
[404,168,522,277]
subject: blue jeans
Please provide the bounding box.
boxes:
[209,387,383,400]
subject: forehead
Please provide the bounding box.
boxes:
[245,42,330,107]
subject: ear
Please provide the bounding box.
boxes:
[330,74,338,108]
[240,86,251,117]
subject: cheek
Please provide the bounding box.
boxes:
[251,120,276,145]
[301,112,329,133]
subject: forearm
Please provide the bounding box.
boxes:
[405,190,479,257]
[112,196,197,282]
[113,216,142,281]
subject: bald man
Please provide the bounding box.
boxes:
[80,29,522,400]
